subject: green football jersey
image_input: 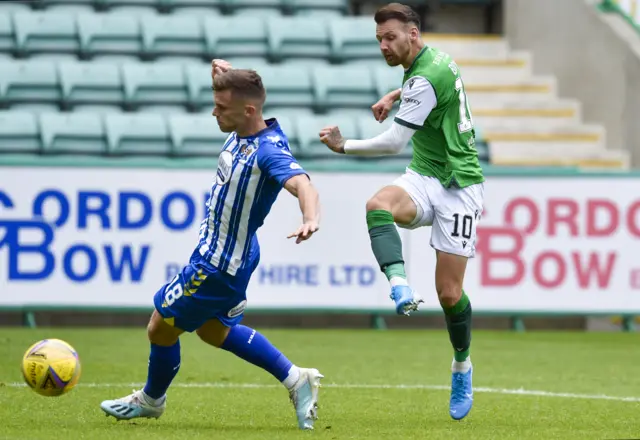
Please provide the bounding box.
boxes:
[393,46,485,188]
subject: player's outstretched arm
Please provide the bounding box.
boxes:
[284,174,320,244]
[319,122,415,157]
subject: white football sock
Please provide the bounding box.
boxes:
[282,365,301,390]
[141,390,166,407]
[451,357,472,374]
[390,276,409,287]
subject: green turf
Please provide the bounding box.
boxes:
[0,328,639,439]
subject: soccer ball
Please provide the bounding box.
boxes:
[21,339,82,397]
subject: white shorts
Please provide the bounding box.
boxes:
[392,169,485,258]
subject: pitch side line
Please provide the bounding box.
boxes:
[6,382,640,403]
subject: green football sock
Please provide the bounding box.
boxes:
[442,291,472,362]
[366,210,406,282]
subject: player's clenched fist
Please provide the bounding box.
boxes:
[319,126,346,154]
[211,59,232,79]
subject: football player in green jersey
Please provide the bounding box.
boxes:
[320,2,485,421]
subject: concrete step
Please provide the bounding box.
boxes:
[422,33,510,59]
[484,124,606,145]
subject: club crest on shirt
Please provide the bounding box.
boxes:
[237,141,257,163]
[216,150,233,185]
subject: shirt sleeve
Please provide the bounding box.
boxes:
[393,76,437,130]
[257,139,308,188]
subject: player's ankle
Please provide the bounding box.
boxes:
[282,365,301,390]
[142,390,166,407]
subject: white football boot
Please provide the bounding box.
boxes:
[100,389,165,420]
[288,368,324,430]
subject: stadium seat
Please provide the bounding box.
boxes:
[373,65,405,97]
[37,0,96,7]
[172,6,222,15]
[355,114,413,159]
[77,13,142,57]
[0,2,32,11]
[0,61,61,105]
[40,112,107,154]
[225,0,284,14]
[168,114,227,156]
[58,62,124,106]
[122,62,188,106]
[164,0,224,11]
[13,12,79,55]
[330,17,379,61]
[140,14,206,58]
[312,65,376,111]
[204,16,268,58]
[259,64,314,107]
[185,62,213,109]
[0,13,15,54]
[11,103,61,113]
[286,0,348,15]
[266,17,330,61]
[72,104,123,113]
[45,4,96,13]
[0,112,41,154]
[100,0,160,10]
[105,113,171,155]
[295,114,358,157]
[232,7,284,17]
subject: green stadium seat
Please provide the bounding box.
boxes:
[107,5,159,15]
[138,104,188,113]
[287,0,348,15]
[100,0,160,10]
[330,17,379,61]
[0,61,61,104]
[295,114,357,158]
[164,0,224,11]
[72,104,123,113]
[38,0,96,7]
[40,112,107,154]
[355,114,413,159]
[77,13,142,56]
[271,115,298,152]
[141,14,205,57]
[173,6,222,15]
[259,64,314,107]
[373,65,405,97]
[11,103,61,113]
[204,16,267,58]
[0,3,33,12]
[0,14,15,53]
[232,8,283,16]
[0,112,41,154]
[46,4,96,13]
[312,66,376,111]
[122,62,188,106]
[105,113,171,155]
[13,12,79,55]
[267,17,330,61]
[58,62,124,106]
[185,62,215,109]
[225,0,283,13]
[168,114,227,156]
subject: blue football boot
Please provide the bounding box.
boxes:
[449,364,473,420]
[390,285,424,316]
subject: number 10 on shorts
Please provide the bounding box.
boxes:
[451,213,473,240]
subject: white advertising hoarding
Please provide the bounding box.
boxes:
[0,167,639,313]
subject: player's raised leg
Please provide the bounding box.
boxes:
[196,318,323,430]
[366,185,424,315]
[100,310,183,420]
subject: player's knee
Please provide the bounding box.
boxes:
[437,282,463,308]
[366,195,390,213]
[147,311,181,346]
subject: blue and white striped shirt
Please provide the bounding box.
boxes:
[197,118,307,276]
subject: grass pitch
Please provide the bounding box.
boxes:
[0,328,639,439]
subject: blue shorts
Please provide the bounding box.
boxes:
[153,250,255,332]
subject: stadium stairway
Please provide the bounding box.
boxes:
[425,33,629,170]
